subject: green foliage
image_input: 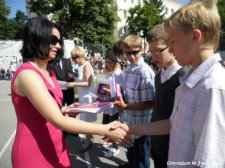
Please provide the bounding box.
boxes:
[0,0,10,22]
[0,19,17,39]
[217,0,225,50]
[126,0,165,38]
[0,1,27,39]
[14,10,27,25]
[29,0,119,54]
[217,0,225,32]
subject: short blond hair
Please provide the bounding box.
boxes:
[165,0,221,50]
[71,46,86,58]
[122,35,142,50]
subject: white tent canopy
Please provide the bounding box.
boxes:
[0,40,75,69]
[0,40,22,57]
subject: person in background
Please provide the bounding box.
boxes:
[0,68,6,80]
[9,61,16,79]
[67,46,97,153]
[115,35,155,168]
[49,57,75,106]
[146,23,189,168]
[11,16,131,168]
[102,50,124,158]
[16,59,23,68]
[113,0,225,167]
[113,40,130,71]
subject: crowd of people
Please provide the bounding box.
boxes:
[9,0,225,168]
[0,60,22,80]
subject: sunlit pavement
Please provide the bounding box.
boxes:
[0,78,153,168]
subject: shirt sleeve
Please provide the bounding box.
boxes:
[140,68,155,102]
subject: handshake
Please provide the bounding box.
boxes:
[61,105,134,147]
[101,120,134,147]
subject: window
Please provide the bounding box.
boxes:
[123,10,127,18]
[138,0,141,5]
[171,9,174,14]
[165,7,168,14]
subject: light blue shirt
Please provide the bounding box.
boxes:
[122,57,155,138]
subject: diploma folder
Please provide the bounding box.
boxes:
[66,102,114,114]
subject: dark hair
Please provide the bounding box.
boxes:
[21,17,64,62]
[146,23,168,44]
[105,50,118,62]
[112,40,124,57]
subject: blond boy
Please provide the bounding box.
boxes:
[115,35,155,168]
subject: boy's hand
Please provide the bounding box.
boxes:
[101,121,133,147]
[114,95,127,109]
[67,72,74,79]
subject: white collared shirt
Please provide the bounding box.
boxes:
[160,61,181,83]
[169,53,225,167]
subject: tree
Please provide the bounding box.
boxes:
[0,1,27,40]
[29,0,119,54]
[0,0,10,22]
[217,0,225,50]
[14,10,27,39]
[14,10,27,25]
[126,0,165,38]
[0,0,11,39]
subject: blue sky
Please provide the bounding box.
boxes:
[5,0,190,18]
[5,0,26,18]
[180,0,190,3]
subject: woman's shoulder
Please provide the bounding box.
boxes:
[14,62,37,77]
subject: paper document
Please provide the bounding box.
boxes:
[66,102,114,114]
[96,78,121,102]
[57,80,68,90]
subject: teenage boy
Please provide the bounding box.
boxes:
[115,35,155,168]
[146,23,189,168]
[113,0,225,167]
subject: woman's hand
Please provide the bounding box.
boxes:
[61,106,69,114]
[103,121,133,147]
[111,121,130,133]
[60,103,80,117]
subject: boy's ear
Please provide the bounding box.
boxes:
[192,29,202,44]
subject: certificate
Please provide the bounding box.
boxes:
[65,102,114,114]
[57,80,68,90]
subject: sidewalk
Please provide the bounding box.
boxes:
[65,113,129,168]
[65,112,154,168]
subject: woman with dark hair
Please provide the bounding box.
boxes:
[11,17,131,168]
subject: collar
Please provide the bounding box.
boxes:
[182,53,221,88]
[130,57,144,67]
[160,61,181,83]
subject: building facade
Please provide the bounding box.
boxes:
[114,0,183,39]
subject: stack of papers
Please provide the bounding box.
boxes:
[57,80,68,90]
[96,78,121,102]
[66,102,114,114]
